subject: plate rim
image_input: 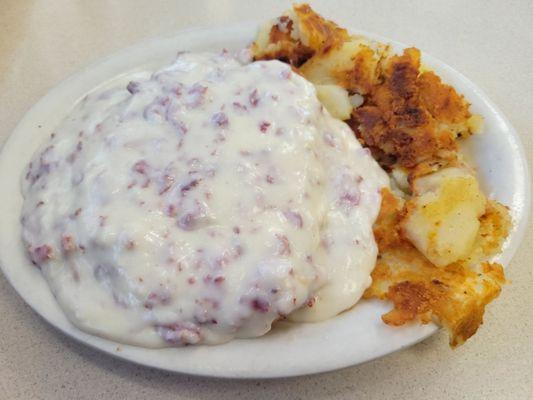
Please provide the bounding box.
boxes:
[0,22,529,379]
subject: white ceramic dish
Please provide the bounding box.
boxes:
[0,24,529,379]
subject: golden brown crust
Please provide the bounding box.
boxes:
[265,16,314,66]
[365,189,509,347]
[341,45,379,94]
[252,4,348,67]
[253,10,474,169]
[373,189,404,251]
[252,3,512,347]
[418,71,471,125]
[293,4,349,54]
[353,48,462,168]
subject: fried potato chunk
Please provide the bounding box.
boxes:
[300,38,385,94]
[353,48,468,168]
[253,6,479,170]
[251,3,512,347]
[366,189,510,347]
[402,167,487,267]
[252,4,349,66]
[315,84,352,120]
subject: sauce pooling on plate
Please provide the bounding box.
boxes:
[20,52,388,346]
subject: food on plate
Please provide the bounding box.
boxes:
[368,190,509,346]
[252,3,511,346]
[21,52,387,346]
[19,2,512,349]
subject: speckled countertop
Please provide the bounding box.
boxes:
[1,1,532,399]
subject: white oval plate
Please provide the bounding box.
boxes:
[0,24,529,379]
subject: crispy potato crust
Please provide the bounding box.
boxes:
[252,3,512,347]
[293,4,349,53]
[252,4,348,67]
[353,48,462,168]
[366,189,509,347]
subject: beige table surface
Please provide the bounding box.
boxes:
[1,0,532,399]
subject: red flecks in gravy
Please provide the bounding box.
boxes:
[20,52,387,347]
